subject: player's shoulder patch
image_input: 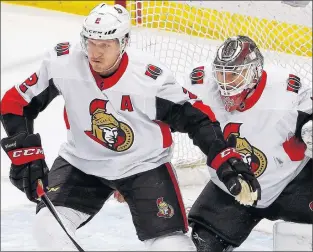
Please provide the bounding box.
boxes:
[286,74,301,94]
[190,66,205,85]
[54,42,70,57]
[145,64,163,80]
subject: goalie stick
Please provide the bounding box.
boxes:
[36,179,85,252]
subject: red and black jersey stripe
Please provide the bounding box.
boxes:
[1,79,59,136]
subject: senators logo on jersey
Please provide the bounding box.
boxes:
[85,99,134,152]
[223,123,267,178]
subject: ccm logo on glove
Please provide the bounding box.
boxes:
[211,147,241,169]
[8,147,45,165]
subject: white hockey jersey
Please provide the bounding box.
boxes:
[183,63,312,208]
[1,43,225,180]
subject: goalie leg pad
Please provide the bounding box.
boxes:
[273,221,312,251]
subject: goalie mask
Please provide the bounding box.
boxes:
[80,3,131,64]
[212,36,264,112]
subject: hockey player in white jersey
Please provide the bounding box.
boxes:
[0,4,261,251]
[184,35,312,251]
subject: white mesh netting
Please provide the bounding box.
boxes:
[126,1,312,170]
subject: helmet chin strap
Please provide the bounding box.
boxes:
[100,53,123,74]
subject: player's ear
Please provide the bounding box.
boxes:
[124,33,130,46]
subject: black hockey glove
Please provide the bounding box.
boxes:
[1,132,49,203]
[207,135,261,206]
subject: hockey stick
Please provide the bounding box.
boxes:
[36,179,85,252]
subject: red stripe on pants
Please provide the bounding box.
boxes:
[165,163,188,232]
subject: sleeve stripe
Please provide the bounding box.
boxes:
[0,87,29,116]
[192,101,217,122]
[1,79,59,117]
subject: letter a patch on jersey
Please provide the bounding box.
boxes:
[287,74,301,93]
[145,64,162,80]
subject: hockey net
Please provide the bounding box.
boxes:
[124,1,312,179]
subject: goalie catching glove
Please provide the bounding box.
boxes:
[1,132,49,203]
[207,135,261,206]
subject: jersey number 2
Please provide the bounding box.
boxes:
[19,73,38,93]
